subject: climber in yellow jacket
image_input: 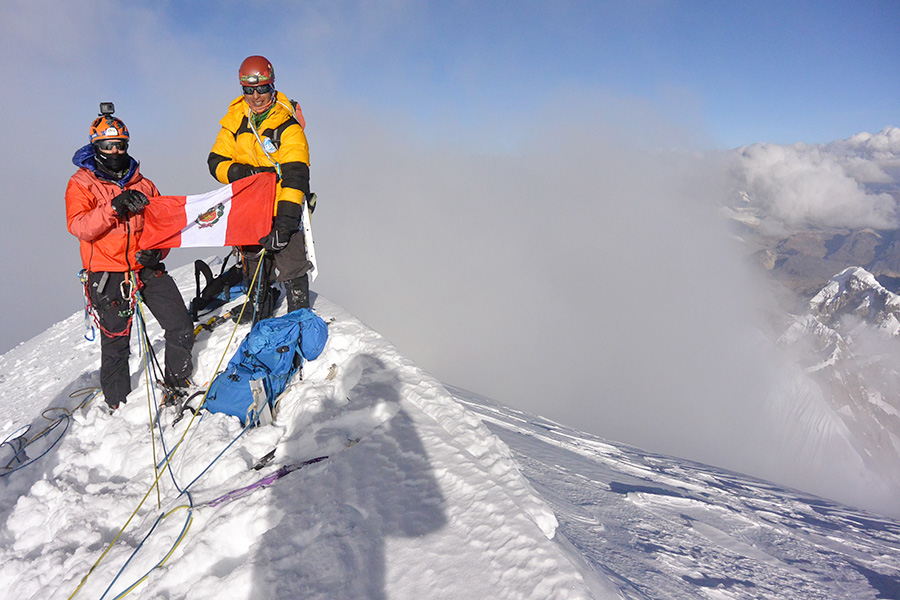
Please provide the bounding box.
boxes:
[208,55,313,322]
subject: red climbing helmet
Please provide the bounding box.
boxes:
[239,55,275,86]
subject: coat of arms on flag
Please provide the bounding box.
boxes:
[196,204,225,228]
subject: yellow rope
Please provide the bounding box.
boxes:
[135,297,162,509]
[68,253,266,599]
[111,504,193,599]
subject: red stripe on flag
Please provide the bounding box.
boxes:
[224,173,277,245]
[140,195,187,249]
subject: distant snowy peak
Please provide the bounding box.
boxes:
[809,266,900,335]
[776,266,900,495]
[780,266,900,367]
[779,266,900,350]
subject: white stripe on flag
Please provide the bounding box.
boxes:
[179,185,235,248]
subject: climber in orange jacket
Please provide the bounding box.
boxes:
[66,109,194,411]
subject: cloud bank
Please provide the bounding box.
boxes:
[307,89,774,474]
[731,128,900,231]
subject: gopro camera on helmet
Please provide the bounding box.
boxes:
[99,102,115,116]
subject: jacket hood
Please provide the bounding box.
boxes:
[220,91,295,132]
[72,143,140,183]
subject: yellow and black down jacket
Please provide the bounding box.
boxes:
[208,91,309,219]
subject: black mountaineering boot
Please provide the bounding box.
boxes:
[285,275,310,312]
[233,282,258,324]
[234,283,275,324]
[234,248,277,324]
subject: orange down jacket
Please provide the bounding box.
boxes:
[66,146,161,272]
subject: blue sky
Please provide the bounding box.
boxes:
[0,0,897,469]
[144,0,898,148]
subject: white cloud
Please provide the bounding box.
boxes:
[732,129,900,230]
[837,127,900,162]
[306,92,775,474]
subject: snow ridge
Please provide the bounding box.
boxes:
[0,262,583,599]
[4,261,900,599]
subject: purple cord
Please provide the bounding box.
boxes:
[208,457,327,507]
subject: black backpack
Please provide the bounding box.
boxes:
[189,255,244,321]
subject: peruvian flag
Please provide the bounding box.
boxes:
[140,173,275,249]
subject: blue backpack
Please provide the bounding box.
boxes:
[204,308,328,425]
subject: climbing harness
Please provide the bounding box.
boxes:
[80,269,141,339]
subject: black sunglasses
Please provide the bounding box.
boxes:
[94,139,128,152]
[242,84,274,95]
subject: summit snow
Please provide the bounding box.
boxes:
[0,261,898,599]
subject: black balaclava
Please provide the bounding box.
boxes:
[93,146,131,179]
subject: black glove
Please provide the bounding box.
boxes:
[111,189,149,218]
[307,192,317,215]
[136,249,164,270]
[228,163,277,182]
[259,216,299,252]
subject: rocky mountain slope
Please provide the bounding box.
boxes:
[725,128,900,514]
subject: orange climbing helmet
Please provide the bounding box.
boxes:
[89,115,129,144]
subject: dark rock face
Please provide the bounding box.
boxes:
[744,227,900,297]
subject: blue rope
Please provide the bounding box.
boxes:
[133,297,184,493]
[100,295,253,597]
[0,391,100,477]
[101,492,195,600]
[91,258,268,597]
